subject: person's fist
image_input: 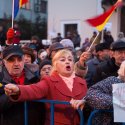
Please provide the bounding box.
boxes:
[7,28,14,39]
[6,28,14,45]
[79,51,91,65]
[4,83,20,96]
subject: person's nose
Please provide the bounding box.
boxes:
[46,68,50,73]
[66,61,69,65]
[65,59,70,64]
[121,52,125,58]
[14,59,20,65]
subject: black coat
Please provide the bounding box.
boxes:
[0,65,45,125]
[93,58,119,83]
[0,31,6,46]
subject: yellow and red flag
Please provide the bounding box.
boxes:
[14,0,28,18]
[85,0,122,31]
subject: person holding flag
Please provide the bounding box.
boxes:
[75,0,123,79]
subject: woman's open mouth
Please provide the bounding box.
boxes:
[66,65,71,71]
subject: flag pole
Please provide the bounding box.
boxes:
[12,0,14,28]
[87,32,100,52]
[101,30,104,43]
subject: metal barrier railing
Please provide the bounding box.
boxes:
[87,109,125,125]
[24,99,84,125]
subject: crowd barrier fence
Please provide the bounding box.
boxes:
[24,99,84,125]
[87,109,125,125]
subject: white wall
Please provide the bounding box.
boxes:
[48,0,99,43]
[48,0,119,45]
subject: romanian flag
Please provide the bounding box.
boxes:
[85,0,122,31]
[14,0,28,18]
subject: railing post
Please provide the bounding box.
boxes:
[87,110,114,125]
[24,102,28,125]
[50,103,54,125]
[24,100,84,125]
[78,109,84,125]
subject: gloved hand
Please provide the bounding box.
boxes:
[7,28,14,39]
[6,28,15,45]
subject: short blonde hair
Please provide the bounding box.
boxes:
[51,49,74,72]
[118,61,125,78]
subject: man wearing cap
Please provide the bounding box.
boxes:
[93,40,125,83]
[84,43,110,87]
[0,45,45,125]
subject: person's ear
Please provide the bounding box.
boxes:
[2,59,5,65]
[111,51,115,57]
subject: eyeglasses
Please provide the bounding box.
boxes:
[41,67,52,71]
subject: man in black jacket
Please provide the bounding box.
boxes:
[0,25,6,46]
[85,43,110,87]
[93,40,125,83]
[0,45,45,125]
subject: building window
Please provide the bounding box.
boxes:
[64,24,77,38]
[41,1,47,13]
[35,0,42,4]
[34,0,47,13]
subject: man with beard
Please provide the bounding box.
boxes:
[85,42,110,87]
[93,40,125,83]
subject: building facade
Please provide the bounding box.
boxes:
[0,0,124,43]
[47,0,122,44]
[0,0,47,22]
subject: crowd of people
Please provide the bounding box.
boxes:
[0,24,125,125]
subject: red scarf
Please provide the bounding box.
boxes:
[11,71,25,85]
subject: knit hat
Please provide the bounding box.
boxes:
[110,40,125,51]
[3,45,23,59]
[39,60,52,70]
[60,39,74,50]
[22,47,35,63]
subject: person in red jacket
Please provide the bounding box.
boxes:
[5,49,87,125]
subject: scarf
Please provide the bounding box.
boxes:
[59,72,75,91]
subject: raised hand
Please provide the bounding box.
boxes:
[6,28,14,45]
[79,51,91,66]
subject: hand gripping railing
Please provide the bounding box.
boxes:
[24,99,84,125]
[87,109,125,125]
